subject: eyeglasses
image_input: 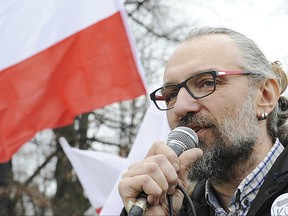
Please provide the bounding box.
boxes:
[150,70,251,111]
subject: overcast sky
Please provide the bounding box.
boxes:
[171,0,288,71]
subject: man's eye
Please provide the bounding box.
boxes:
[197,79,215,88]
[163,90,178,103]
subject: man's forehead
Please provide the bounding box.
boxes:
[170,34,236,61]
[163,34,239,82]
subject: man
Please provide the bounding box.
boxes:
[118,27,288,215]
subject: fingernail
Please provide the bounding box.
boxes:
[160,195,166,203]
[167,185,176,195]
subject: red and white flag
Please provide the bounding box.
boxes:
[0,0,146,162]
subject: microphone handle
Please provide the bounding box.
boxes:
[128,192,148,216]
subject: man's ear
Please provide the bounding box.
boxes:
[257,79,280,115]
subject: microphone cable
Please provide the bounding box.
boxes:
[128,183,197,216]
[167,184,196,216]
[175,184,197,216]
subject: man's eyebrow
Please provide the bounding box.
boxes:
[163,68,219,86]
[162,81,177,86]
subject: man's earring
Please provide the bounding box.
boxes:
[259,112,268,120]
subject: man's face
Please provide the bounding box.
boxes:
[164,35,261,183]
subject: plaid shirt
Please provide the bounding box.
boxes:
[205,139,284,216]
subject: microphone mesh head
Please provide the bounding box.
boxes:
[167,126,198,151]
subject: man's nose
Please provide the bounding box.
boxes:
[172,87,201,117]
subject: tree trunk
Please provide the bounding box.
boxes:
[0,161,13,216]
[52,125,90,215]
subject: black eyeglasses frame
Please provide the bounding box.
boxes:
[150,70,252,111]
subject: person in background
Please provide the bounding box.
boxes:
[118,27,288,215]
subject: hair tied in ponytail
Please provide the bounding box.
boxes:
[278,96,288,111]
[271,61,288,94]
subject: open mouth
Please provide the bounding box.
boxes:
[188,125,211,138]
[186,125,203,133]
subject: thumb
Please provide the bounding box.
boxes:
[178,148,203,183]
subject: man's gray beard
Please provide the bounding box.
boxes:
[182,91,260,185]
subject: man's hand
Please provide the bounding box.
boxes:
[118,141,203,215]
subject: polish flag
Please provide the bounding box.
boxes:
[0,0,146,162]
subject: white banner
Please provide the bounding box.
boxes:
[60,104,170,214]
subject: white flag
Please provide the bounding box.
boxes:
[100,104,170,215]
[61,104,170,213]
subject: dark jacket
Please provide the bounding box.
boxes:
[120,144,288,216]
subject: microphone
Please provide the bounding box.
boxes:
[128,126,198,216]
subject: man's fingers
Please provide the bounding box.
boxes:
[178,148,203,182]
[146,141,180,172]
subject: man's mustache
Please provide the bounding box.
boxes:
[177,112,216,129]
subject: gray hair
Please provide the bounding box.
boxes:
[186,27,288,144]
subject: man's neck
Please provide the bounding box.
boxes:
[211,160,255,212]
[212,184,238,213]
